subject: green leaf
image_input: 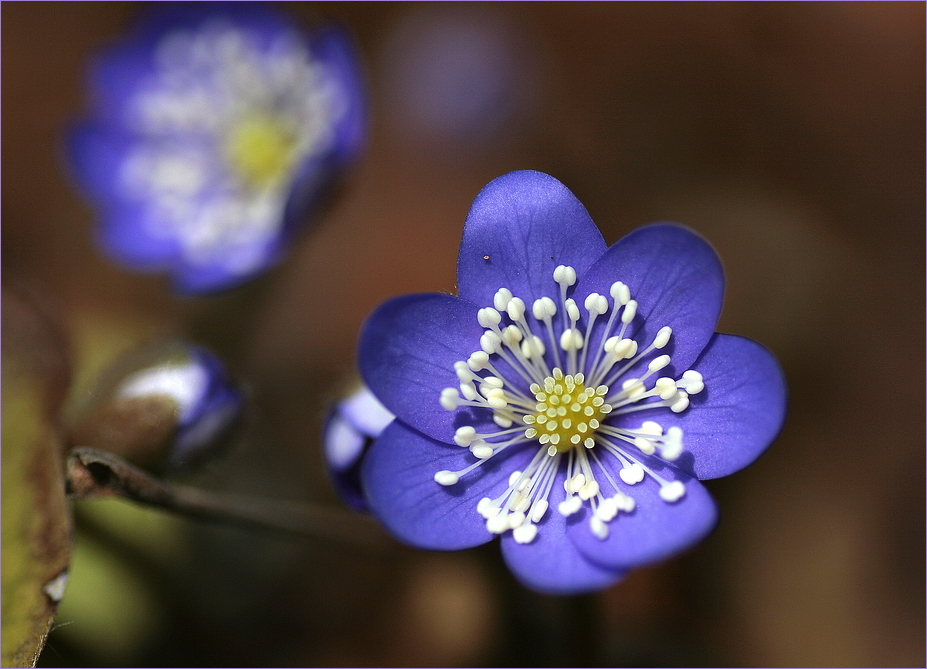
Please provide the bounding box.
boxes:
[2,291,72,667]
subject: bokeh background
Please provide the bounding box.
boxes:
[3,1,924,666]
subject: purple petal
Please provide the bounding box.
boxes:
[500,467,626,594]
[308,24,368,166]
[66,124,138,203]
[456,171,606,309]
[339,386,395,439]
[360,420,533,550]
[97,203,179,271]
[358,293,498,443]
[575,224,724,377]
[669,333,787,480]
[569,470,717,571]
[323,409,377,512]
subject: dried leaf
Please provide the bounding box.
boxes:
[2,290,72,667]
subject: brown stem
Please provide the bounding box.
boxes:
[65,447,389,550]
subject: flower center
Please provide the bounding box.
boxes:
[119,23,346,269]
[224,114,299,187]
[525,370,609,453]
[435,266,705,544]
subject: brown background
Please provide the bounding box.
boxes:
[3,2,924,666]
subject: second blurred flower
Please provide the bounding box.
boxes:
[68,2,366,294]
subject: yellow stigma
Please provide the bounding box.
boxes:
[224,114,299,186]
[524,369,610,453]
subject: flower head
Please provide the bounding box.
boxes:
[355,171,787,594]
[67,2,366,294]
[68,339,244,472]
[323,385,394,513]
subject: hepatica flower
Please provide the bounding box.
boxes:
[323,385,394,513]
[357,171,786,594]
[69,340,244,472]
[68,2,365,293]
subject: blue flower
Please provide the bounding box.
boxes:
[67,2,366,294]
[69,339,244,472]
[323,385,395,513]
[355,171,787,594]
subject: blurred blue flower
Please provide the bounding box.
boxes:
[355,171,787,594]
[69,339,244,472]
[323,385,394,513]
[67,2,366,294]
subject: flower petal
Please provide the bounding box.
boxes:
[360,420,533,550]
[500,467,626,594]
[668,333,787,480]
[359,292,498,443]
[457,171,606,309]
[575,223,724,377]
[569,470,717,571]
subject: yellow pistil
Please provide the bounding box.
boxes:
[224,114,299,187]
[524,369,610,453]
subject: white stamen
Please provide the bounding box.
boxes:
[433,270,705,544]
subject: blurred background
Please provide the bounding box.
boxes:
[3,1,924,666]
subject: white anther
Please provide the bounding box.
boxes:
[502,324,523,346]
[565,299,581,322]
[621,299,638,324]
[579,480,600,500]
[532,296,557,320]
[656,377,678,400]
[508,470,523,487]
[610,281,631,305]
[615,492,636,512]
[670,390,690,413]
[494,415,513,428]
[558,496,582,516]
[440,388,461,410]
[570,473,586,492]
[467,351,490,371]
[493,288,513,311]
[454,426,477,446]
[471,444,494,459]
[435,471,459,486]
[659,480,686,502]
[619,463,645,484]
[480,331,500,354]
[679,370,704,394]
[508,511,527,529]
[660,426,684,461]
[460,383,479,401]
[648,354,671,373]
[653,326,672,349]
[506,297,526,321]
[584,293,608,315]
[590,515,609,540]
[481,376,504,389]
[622,378,645,397]
[513,522,538,544]
[633,436,656,455]
[530,499,549,523]
[477,307,502,328]
[640,421,663,435]
[611,338,636,360]
[560,328,584,351]
[553,265,576,287]
[522,335,545,359]
[596,498,619,522]
[487,514,510,534]
[478,497,500,519]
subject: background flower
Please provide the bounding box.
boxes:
[356,171,787,594]
[322,384,394,513]
[66,2,366,294]
[67,339,244,472]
